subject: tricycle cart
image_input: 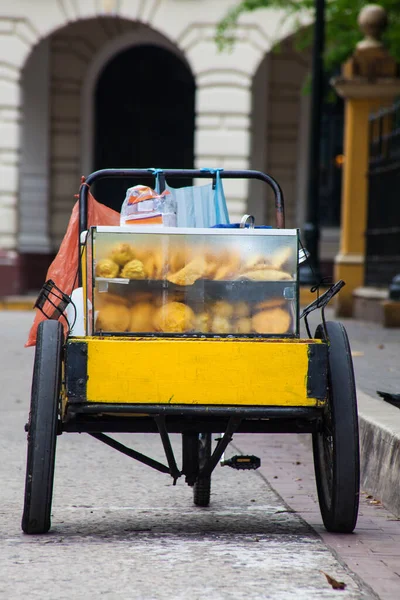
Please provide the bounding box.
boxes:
[22,168,360,535]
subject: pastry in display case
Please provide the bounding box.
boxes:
[87,226,299,337]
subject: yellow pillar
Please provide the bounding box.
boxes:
[331,5,400,317]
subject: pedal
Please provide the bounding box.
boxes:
[221,455,261,470]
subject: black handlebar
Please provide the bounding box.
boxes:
[78,168,285,234]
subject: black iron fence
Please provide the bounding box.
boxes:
[366,102,400,287]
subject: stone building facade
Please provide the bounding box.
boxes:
[0,0,316,295]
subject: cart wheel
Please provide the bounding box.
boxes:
[313,321,360,533]
[193,433,212,507]
[21,320,63,535]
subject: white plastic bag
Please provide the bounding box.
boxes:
[120,185,177,226]
[163,170,230,228]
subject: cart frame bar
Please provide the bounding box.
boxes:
[78,168,285,233]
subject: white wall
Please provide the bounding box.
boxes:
[19,37,51,253]
[264,37,311,228]
[0,0,307,250]
[248,54,269,226]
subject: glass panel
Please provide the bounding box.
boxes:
[89,227,299,337]
[85,229,94,336]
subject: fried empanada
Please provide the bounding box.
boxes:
[168,248,187,274]
[128,291,152,303]
[167,256,207,286]
[95,291,130,308]
[152,250,166,279]
[252,308,291,334]
[211,300,234,319]
[194,311,211,333]
[142,254,156,279]
[153,291,185,307]
[236,269,292,281]
[254,298,286,311]
[235,317,252,334]
[243,254,273,271]
[211,316,231,334]
[213,265,234,281]
[270,246,293,270]
[153,302,195,333]
[129,302,154,332]
[95,258,119,279]
[234,301,250,318]
[204,261,219,279]
[96,303,131,332]
[201,248,221,279]
[213,251,242,281]
[108,243,134,266]
[133,245,151,262]
[121,259,146,280]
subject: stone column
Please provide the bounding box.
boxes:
[0,20,26,295]
[183,25,265,224]
[331,5,400,317]
[195,72,251,223]
[19,38,51,255]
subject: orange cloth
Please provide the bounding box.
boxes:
[26,192,120,347]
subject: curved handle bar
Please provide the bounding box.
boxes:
[78,168,285,234]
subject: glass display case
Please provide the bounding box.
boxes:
[85,226,299,337]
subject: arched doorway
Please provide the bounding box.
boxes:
[93,44,195,210]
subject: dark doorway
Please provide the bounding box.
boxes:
[318,72,344,228]
[93,44,195,211]
[318,99,344,228]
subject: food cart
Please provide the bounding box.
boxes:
[21,169,360,535]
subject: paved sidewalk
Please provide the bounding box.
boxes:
[301,307,400,400]
[241,306,400,599]
[3,310,400,600]
[2,307,400,597]
[234,433,400,600]
[303,307,400,514]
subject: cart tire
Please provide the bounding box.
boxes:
[193,433,212,507]
[21,320,63,535]
[313,321,360,533]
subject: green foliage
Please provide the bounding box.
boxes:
[216,0,400,71]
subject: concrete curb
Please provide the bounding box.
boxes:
[357,389,400,517]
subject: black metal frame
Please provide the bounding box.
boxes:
[64,414,319,434]
[62,404,322,484]
[78,168,285,234]
[300,279,345,339]
[366,104,400,286]
[34,279,74,332]
[65,402,322,420]
[79,169,285,280]
[84,416,265,485]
